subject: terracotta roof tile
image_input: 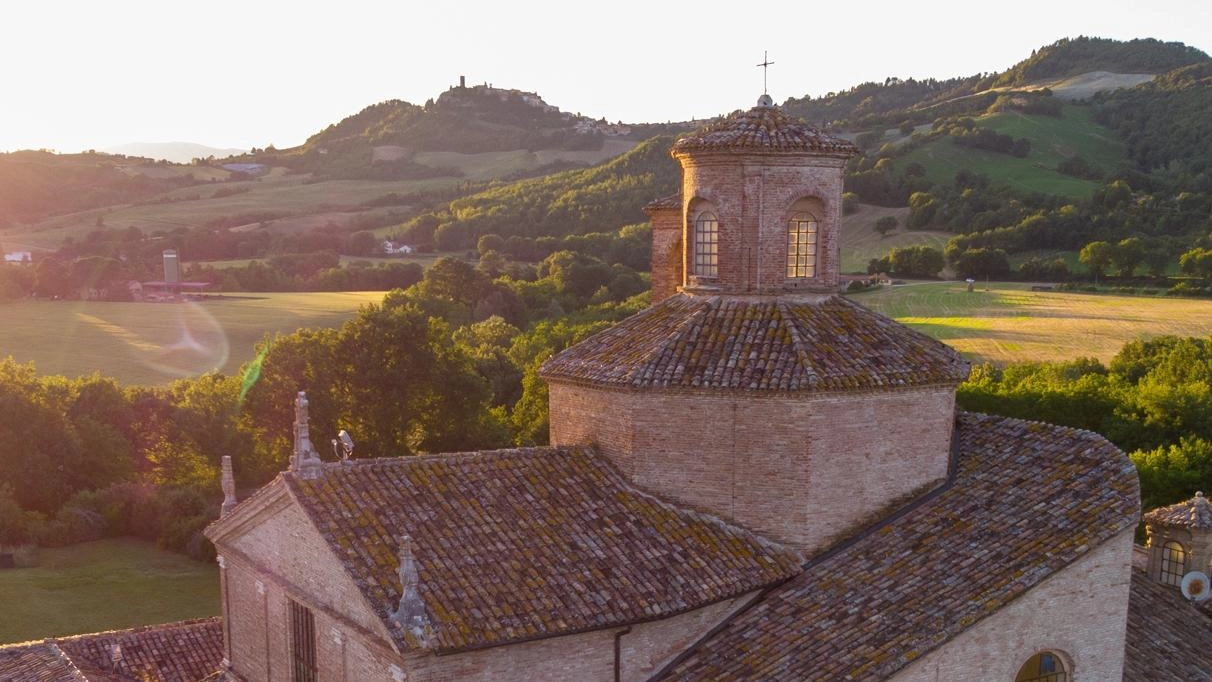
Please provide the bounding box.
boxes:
[672,106,858,157]
[1124,571,1212,681]
[0,643,82,682]
[541,294,970,392]
[0,619,222,682]
[643,193,682,212]
[54,618,222,682]
[1144,491,1212,530]
[658,413,1140,682]
[284,446,802,654]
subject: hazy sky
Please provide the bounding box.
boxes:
[2,0,1210,154]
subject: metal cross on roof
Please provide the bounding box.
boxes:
[757,51,775,94]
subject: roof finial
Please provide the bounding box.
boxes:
[220,455,237,517]
[390,535,433,647]
[290,391,324,480]
[757,50,775,103]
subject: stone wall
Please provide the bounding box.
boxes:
[548,382,957,554]
[890,527,1135,682]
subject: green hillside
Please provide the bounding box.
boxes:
[900,105,1125,197]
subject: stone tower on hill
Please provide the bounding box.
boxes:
[543,97,970,553]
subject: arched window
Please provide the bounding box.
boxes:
[787,212,818,278]
[1161,540,1188,586]
[693,212,719,278]
[1015,651,1067,682]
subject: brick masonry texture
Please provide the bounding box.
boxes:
[225,447,801,655]
[549,382,957,552]
[890,529,1135,682]
[656,412,1140,682]
[643,196,682,304]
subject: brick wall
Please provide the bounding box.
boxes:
[549,382,956,554]
[219,497,401,682]
[408,592,756,682]
[890,527,1134,682]
[646,206,682,304]
[679,154,846,294]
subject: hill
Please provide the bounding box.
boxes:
[104,142,248,164]
[782,36,1210,131]
[235,85,691,182]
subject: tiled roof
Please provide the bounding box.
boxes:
[0,643,81,682]
[657,412,1140,682]
[672,105,858,157]
[1124,571,1212,682]
[541,294,970,392]
[0,619,222,682]
[55,618,223,682]
[643,193,682,212]
[284,446,801,654]
[1144,490,1212,529]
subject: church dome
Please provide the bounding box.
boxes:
[541,293,970,392]
[671,105,858,157]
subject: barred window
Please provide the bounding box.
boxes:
[693,212,719,277]
[289,599,317,682]
[1161,541,1188,586]
[1015,652,1067,682]
[787,212,818,278]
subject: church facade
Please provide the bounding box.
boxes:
[11,97,1212,682]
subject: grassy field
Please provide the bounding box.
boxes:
[839,204,951,273]
[900,105,1124,198]
[0,538,218,642]
[0,291,384,385]
[7,173,460,251]
[853,281,1212,364]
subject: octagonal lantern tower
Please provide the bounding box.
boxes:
[543,98,970,554]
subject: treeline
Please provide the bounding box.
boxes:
[0,151,196,225]
[1095,62,1212,173]
[394,135,680,251]
[993,36,1208,87]
[959,336,1212,510]
[0,243,655,556]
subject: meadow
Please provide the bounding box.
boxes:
[900,105,1125,198]
[838,204,951,273]
[0,538,218,642]
[0,291,385,385]
[855,281,1212,364]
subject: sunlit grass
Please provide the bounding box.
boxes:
[0,538,218,642]
[853,281,1212,364]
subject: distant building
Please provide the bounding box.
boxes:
[382,240,414,255]
[2,251,32,264]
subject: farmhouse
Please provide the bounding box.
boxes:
[4,97,1212,682]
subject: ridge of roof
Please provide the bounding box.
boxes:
[643,193,682,212]
[1143,490,1212,530]
[282,445,802,654]
[541,294,970,392]
[655,412,1140,682]
[671,106,857,157]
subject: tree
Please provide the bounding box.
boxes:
[1179,247,1212,279]
[950,248,1010,280]
[1079,241,1114,282]
[873,216,898,238]
[888,245,944,278]
[1110,237,1145,278]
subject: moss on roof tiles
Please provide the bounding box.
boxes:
[541,294,970,392]
[658,413,1140,682]
[672,106,858,157]
[1124,571,1212,682]
[1143,491,1212,530]
[285,446,801,654]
